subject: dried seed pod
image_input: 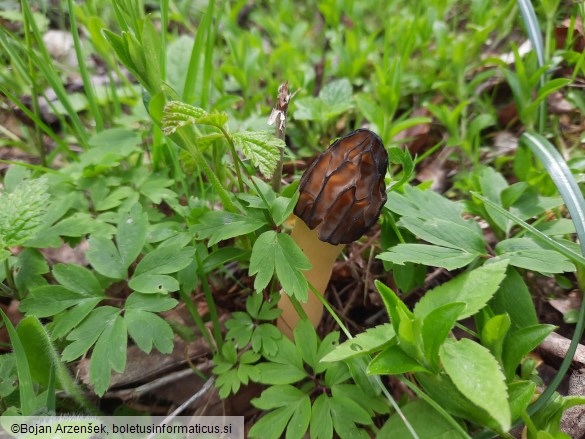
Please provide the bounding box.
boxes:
[294,129,388,245]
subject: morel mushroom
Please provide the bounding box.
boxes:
[278,129,388,337]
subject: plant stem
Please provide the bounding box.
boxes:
[219,127,244,193]
[195,251,223,352]
[178,288,215,352]
[269,82,292,193]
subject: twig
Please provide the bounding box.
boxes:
[268,82,295,192]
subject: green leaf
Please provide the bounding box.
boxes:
[490,267,538,329]
[86,235,125,280]
[502,324,556,381]
[117,203,148,268]
[320,79,353,112]
[440,339,511,431]
[367,345,428,375]
[232,131,284,179]
[374,280,413,335]
[248,405,297,439]
[310,394,334,439]
[380,399,468,439]
[252,324,282,356]
[271,192,299,227]
[293,319,318,369]
[191,211,266,246]
[397,217,485,254]
[14,248,48,294]
[20,286,90,317]
[61,306,120,362]
[509,380,537,422]
[160,101,208,135]
[89,314,127,396]
[255,363,308,385]
[52,264,102,296]
[125,292,178,312]
[472,192,585,268]
[133,245,193,276]
[478,167,509,232]
[249,231,311,301]
[414,259,509,320]
[421,302,466,370]
[0,177,49,248]
[125,309,174,354]
[82,128,141,167]
[321,323,395,362]
[387,185,478,233]
[128,274,179,294]
[495,239,575,273]
[481,314,511,363]
[51,299,102,339]
[379,244,478,270]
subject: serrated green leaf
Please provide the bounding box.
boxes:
[232,131,284,179]
[0,177,49,248]
[249,231,311,301]
[441,339,510,431]
[495,238,575,273]
[191,210,266,246]
[160,101,208,135]
[321,324,395,363]
[86,235,125,280]
[413,259,509,320]
[378,244,477,270]
[397,217,485,254]
[125,310,173,354]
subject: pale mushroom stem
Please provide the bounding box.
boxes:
[277,216,343,339]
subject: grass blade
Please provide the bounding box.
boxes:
[0,308,35,415]
[519,132,585,415]
[516,0,545,67]
[520,132,585,256]
[68,0,104,131]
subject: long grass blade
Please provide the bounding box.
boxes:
[519,132,585,414]
[0,308,35,415]
[67,0,104,131]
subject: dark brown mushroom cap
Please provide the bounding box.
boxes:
[294,129,388,245]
